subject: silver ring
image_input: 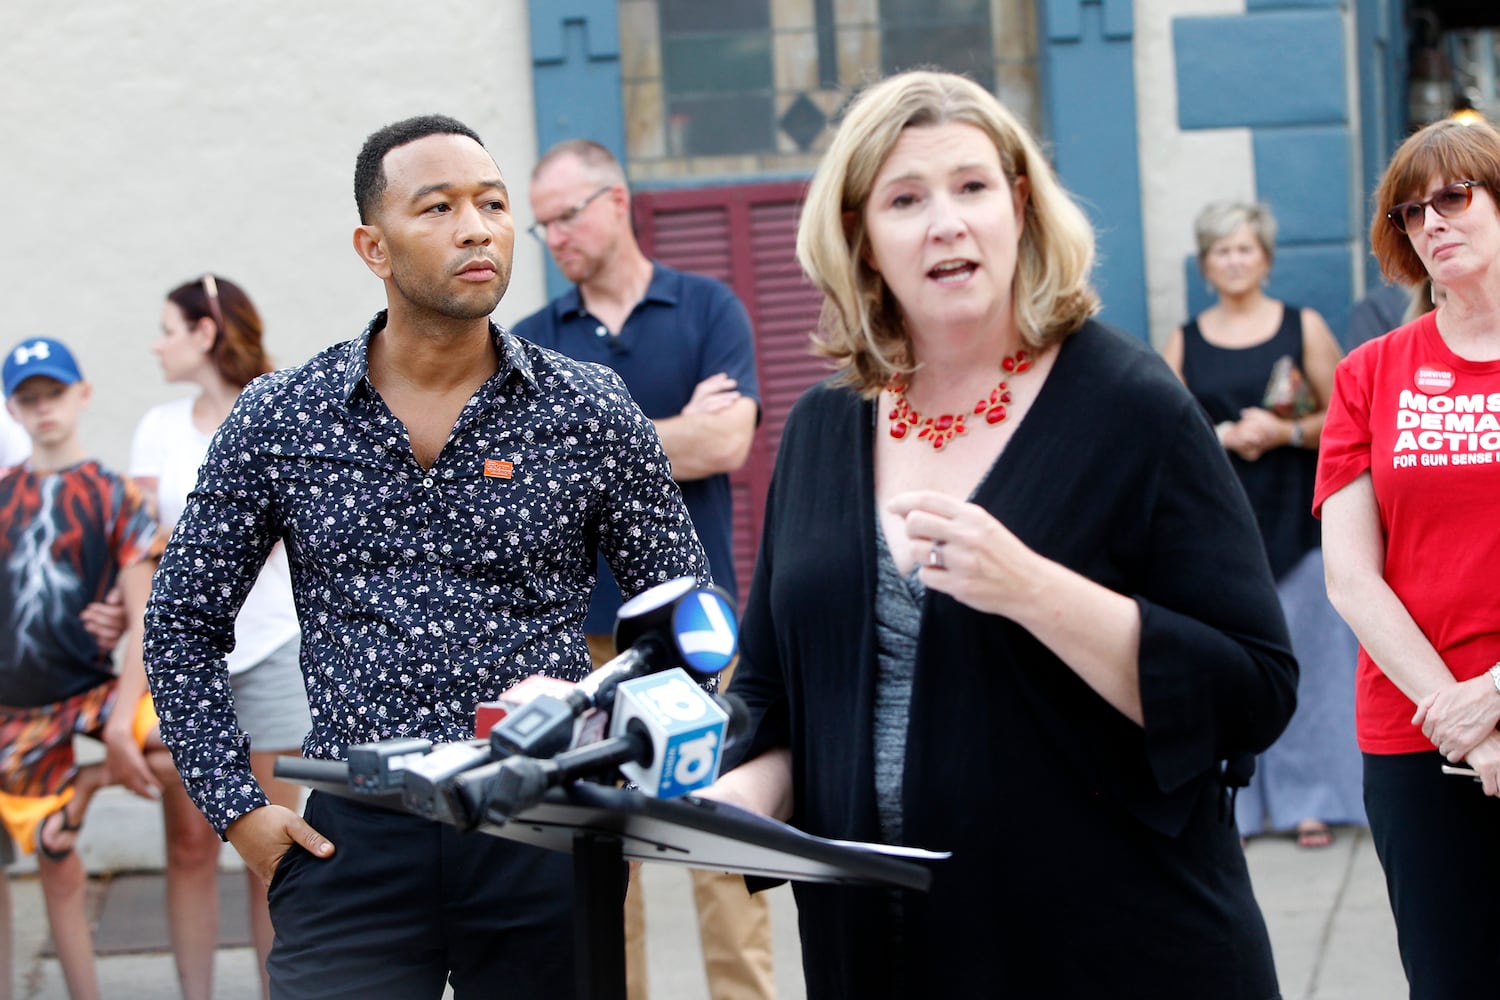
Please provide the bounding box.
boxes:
[928,540,946,570]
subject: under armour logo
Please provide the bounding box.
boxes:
[12,342,50,365]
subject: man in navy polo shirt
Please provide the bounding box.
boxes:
[514,139,772,1000]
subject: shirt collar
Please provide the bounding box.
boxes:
[550,262,680,324]
[340,309,537,402]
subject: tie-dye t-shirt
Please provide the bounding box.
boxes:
[0,461,157,707]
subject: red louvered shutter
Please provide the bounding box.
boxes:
[633,182,828,609]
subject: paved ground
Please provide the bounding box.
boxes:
[4,788,1406,999]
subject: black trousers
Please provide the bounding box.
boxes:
[266,791,588,1000]
[1363,750,1500,1000]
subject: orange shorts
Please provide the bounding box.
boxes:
[0,684,157,857]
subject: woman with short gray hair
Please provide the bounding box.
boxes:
[1162,199,1359,850]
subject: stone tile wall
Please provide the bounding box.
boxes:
[621,0,1041,182]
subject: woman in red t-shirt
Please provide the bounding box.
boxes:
[1317,118,1500,999]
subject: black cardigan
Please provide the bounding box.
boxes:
[729,321,1295,999]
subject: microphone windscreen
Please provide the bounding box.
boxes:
[610,667,728,798]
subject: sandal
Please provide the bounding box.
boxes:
[1295,821,1333,849]
[35,802,83,861]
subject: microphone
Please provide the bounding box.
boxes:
[475,669,737,821]
[474,674,577,739]
[481,726,654,821]
[610,668,730,799]
[488,576,738,759]
[399,740,493,822]
[714,692,751,753]
[347,738,434,793]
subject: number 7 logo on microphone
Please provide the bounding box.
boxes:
[671,589,738,675]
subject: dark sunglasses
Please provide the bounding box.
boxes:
[1386,180,1486,233]
[201,273,226,335]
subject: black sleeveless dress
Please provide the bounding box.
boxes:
[1180,304,1321,580]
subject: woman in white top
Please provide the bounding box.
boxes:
[132,274,309,1000]
[0,405,29,469]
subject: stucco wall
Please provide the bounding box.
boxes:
[1135,0,1255,347]
[1136,0,1361,348]
[0,2,547,469]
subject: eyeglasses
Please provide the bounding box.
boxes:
[1386,180,1486,233]
[527,186,613,241]
[200,273,226,336]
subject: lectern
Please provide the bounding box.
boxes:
[277,757,934,999]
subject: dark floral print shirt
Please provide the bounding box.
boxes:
[143,311,707,834]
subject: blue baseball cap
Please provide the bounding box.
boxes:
[3,338,84,398]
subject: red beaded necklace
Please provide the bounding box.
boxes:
[885,350,1031,450]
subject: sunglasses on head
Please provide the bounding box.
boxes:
[1386,180,1486,233]
[200,273,226,336]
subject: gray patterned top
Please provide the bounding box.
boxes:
[872,523,921,844]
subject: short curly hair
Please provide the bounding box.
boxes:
[1193,201,1277,271]
[354,114,483,224]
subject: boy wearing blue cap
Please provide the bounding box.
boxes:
[0,337,173,1000]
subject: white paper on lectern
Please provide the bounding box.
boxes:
[689,797,951,861]
[824,838,951,860]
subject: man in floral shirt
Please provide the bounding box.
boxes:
[143,114,707,999]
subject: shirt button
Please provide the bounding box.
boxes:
[595,325,607,338]
[426,552,439,563]
[422,477,435,488]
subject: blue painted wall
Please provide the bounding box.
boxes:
[1254,127,1353,248]
[1040,0,1150,340]
[528,0,626,299]
[520,0,1390,346]
[1174,2,1356,339]
[1175,12,1347,129]
[1357,0,1409,295]
[1246,0,1345,9]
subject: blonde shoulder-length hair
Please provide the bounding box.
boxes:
[797,70,1100,396]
